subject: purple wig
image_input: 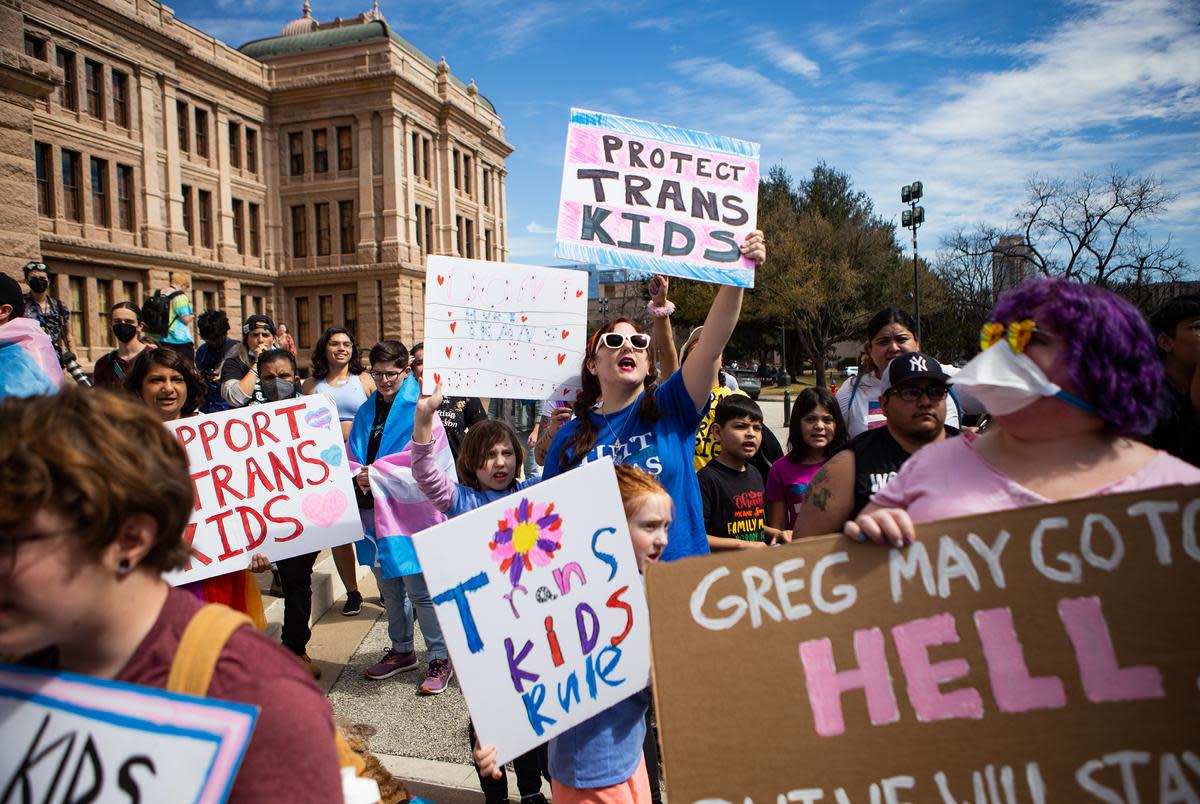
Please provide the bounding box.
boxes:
[989,278,1162,437]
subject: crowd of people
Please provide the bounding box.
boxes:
[3,238,1199,802]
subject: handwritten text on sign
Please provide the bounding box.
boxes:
[1,664,256,804]
[423,256,588,402]
[414,458,650,766]
[645,485,1200,803]
[165,396,363,585]
[556,109,760,288]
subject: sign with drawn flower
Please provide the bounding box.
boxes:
[413,458,650,765]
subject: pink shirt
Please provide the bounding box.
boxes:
[871,432,1200,523]
[765,456,825,529]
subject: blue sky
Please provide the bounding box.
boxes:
[179,0,1200,274]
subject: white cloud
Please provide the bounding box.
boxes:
[760,33,820,79]
[525,221,555,234]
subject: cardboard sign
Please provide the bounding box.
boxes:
[556,108,760,288]
[413,458,650,765]
[165,396,363,585]
[1,664,256,803]
[645,485,1200,803]
[423,256,588,402]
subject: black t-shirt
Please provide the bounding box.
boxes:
[1147,382,1200,467]
[219,354,251,385]
[697,460,767,543]
[750,426,784,480]
[437,396,488,458]
[357,395,394,511]
[843,425,960,518]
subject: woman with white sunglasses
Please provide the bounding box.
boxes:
[542,230,766,561]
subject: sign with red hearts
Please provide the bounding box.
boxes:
[424,256,588,401]
[163,395,362,585]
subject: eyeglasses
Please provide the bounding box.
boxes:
[370,369,407,382]
[980,319,1037,354]
[888,384,949,402]
[410,359,424,368]
[597,332,651,351]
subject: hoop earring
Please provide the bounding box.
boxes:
[118,558,132,575]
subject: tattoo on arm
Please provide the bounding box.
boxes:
[811,487,832,512]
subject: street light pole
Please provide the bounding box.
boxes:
[901,181,925,342]
[780,321,791,427]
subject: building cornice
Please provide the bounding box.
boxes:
[40,233,281,283]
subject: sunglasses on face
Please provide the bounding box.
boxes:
[888,384,949,402]
[597,332,651,351]
[980,319,1038,354]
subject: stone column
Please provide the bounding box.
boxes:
[436,130,455,255]
[136,66,165,250]
[355,111,376,263]
[378,108,404,263]
[498,170,508,260]
[0,3,57,281]
[161,78,185,251]
[214,105,236,263]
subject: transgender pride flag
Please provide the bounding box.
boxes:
[348,374,456,578]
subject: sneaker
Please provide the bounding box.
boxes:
[364,649,418,680]
[297,652,322,680]
[341,590,363,616]
[418,658,454,695]
[521,795,549,804]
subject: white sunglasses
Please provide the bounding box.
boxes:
[597,332,651,351]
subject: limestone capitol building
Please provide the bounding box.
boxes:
[0,0,512,367]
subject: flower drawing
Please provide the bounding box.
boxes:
[490,498,563,588]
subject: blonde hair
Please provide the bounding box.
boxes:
[169,271,190,290]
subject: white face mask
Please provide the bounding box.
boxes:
[951,341,1094,416]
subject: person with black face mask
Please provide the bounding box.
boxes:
[93,301,155,389]
[248,348,322,678]
[21,260,71,357]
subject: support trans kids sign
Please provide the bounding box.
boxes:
[556,109,760,288]
[646,485,1200,803]
[414,458,651,766]
[165,396,363,585]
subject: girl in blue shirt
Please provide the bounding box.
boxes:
[475,464,671,801]
[542,230,765,562]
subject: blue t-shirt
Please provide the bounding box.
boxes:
[549,689,648,788]
[542,370,709,561]
[448,476,540,517]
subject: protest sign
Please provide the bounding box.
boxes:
[645,485,1200,803]
[413,457,650,765]
[423,255,588,402]
[1,664,256,803]
[556,108,760,288]
[165,395,362,585]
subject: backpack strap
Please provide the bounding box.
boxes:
[948,386,963,421]
[166,604,253,696]
[846,372,863,411]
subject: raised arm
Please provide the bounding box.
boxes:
[679,231,764,410]
[413,382,442,445]
[649,275,679,378]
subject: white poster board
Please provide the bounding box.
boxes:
[423,255,588,402]
[164,395,362,585]
[413,458,650,765]
[1,664,256,803]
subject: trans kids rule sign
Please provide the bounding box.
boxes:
[423,255,588,402]
[413,458,651,766]
[645,484,1200,803]
[556,108,760,288]
[165,396,363,585]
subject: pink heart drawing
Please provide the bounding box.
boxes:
[301,490,348,528]
[304,408,334,430]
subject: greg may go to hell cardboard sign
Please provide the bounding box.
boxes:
[645,484,1200,803]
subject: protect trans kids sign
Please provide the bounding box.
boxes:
[556,108,760,288]
[165,395,362,585]
[414,458,650,765]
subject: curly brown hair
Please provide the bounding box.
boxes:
[0,388,194,572]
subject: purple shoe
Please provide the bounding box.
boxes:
[418,658,454,695]
[364,649,418,680]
